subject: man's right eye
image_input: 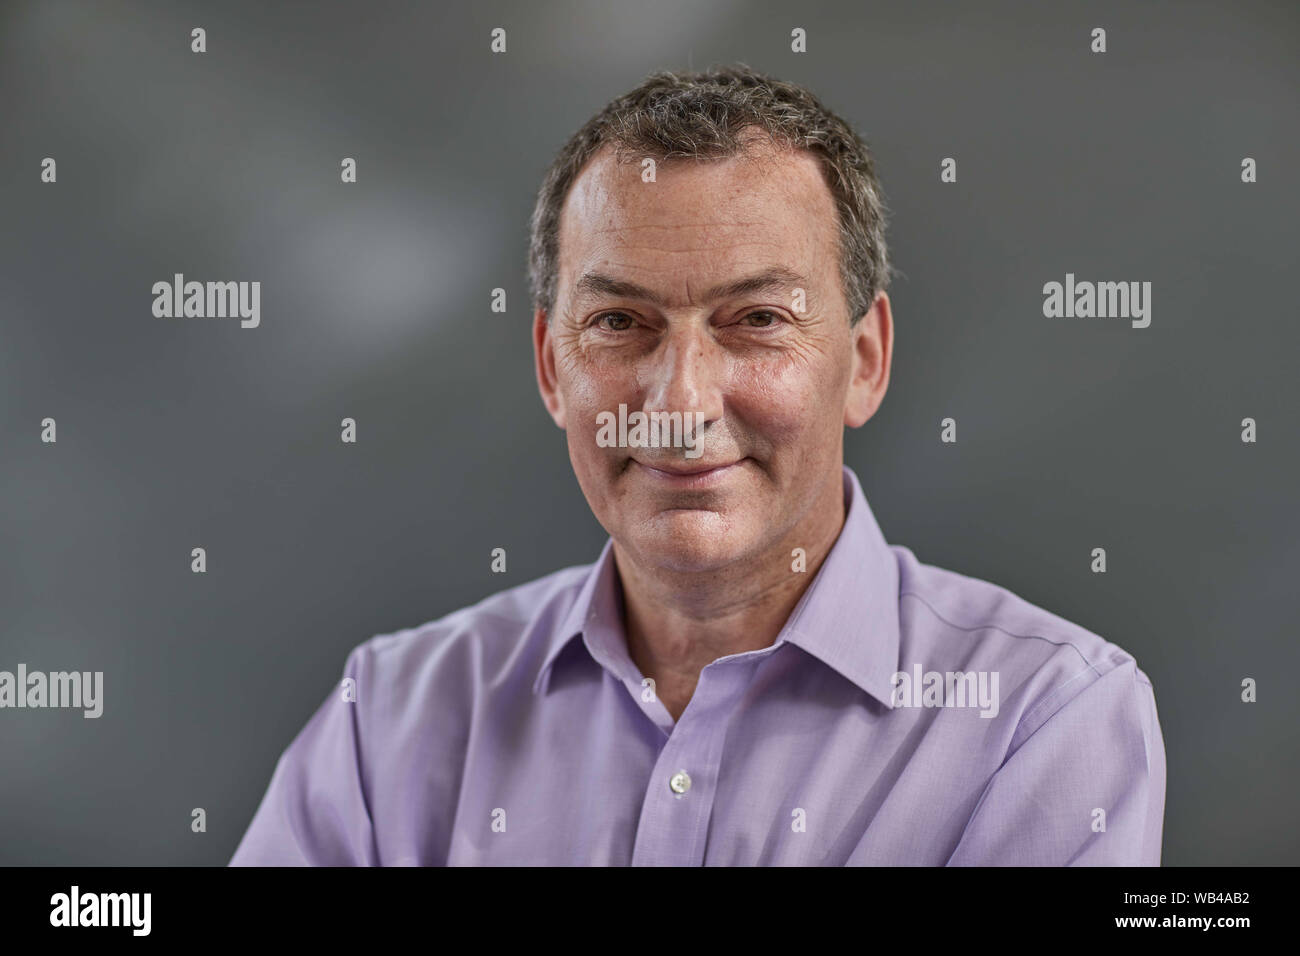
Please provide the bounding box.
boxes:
[594,312,635,331]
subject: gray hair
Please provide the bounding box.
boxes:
[527,63,894,326]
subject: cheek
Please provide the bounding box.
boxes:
[557,350,627,421]
[560,364,628,474]
[729,348,842,437]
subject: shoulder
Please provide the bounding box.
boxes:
[341,562,593,709]
[891,544,1158,738]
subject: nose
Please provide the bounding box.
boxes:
[639,322,724,427]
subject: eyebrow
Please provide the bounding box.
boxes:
[571,267,808,308]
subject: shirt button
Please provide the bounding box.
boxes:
[669,770,692,795]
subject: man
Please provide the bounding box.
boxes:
[231,64,1165,866]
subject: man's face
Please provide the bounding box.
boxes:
[535,136,889,574]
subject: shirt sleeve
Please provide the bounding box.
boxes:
[228,644,378,866]
[946,659,1166,865]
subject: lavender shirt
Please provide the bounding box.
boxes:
[230,466,1165,866]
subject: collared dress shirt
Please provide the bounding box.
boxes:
[230,466,1166,865]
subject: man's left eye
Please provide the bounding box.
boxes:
[740,311,781,327]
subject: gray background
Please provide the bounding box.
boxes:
[1,0,1296,865]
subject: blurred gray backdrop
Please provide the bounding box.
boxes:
[1,0,1296,865]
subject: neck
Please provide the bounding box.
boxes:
[615,468,847,720]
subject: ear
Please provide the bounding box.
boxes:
[844,291,893,429]
[533,308,566,429]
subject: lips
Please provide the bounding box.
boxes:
[632,457,746,487]
[638,460,737,476]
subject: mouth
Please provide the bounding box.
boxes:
[631,457,747,489]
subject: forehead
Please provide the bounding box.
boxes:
[555,138,841,305]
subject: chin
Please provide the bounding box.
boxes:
[630,509,757,573]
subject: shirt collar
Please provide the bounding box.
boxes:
[533,465,901,708]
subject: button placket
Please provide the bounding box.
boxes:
[630,661,753,865]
